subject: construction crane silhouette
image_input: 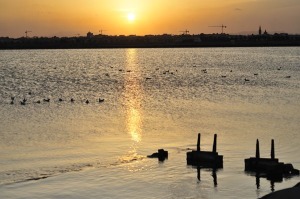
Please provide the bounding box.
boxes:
[179,29,189,35]
[25,30,32,38]
[208,24,227,34]
[99,29,107,35]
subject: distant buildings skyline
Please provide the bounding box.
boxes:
[1,29,299,50]
[2,26,296,40]
[2,24,299,39]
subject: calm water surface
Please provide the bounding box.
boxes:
[0,47,300,198]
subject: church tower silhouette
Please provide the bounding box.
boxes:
[259,26,262,35]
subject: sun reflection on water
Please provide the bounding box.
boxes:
[118,49,144,168]
[124,49,143,143]
[128,108,142,142]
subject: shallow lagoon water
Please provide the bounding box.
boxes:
[0,47,299,198]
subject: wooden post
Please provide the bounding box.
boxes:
[271,139,275,159]
[212,134,217,153]
[197,133,200,152]
[256,139,260,159]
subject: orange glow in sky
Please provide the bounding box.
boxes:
[0,0,299,37]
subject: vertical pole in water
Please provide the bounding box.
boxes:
[271,139,275,159]
[212,134,217,153]
[197,133,200,152]
[256,139,260,159]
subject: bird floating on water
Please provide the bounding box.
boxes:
[202,69,207,73]
[10,96,15,104]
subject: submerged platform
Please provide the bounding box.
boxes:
[244,139,299,180]
[186,133,223,168]
[147,149,168,161]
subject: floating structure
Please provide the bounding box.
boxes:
[244,139,299,180]
[147,149,168,161]
[186,133,223,168]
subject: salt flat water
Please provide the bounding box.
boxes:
[0,47,299,199]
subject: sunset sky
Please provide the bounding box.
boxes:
[1,0,299,38]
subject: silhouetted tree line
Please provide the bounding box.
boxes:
[0,33,299,49]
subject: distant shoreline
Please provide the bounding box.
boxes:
[1,33,300,49]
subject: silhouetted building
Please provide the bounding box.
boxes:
[259,26,262,35]
[1,32,300,49]
[86,32,94,39]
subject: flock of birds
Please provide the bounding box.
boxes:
[9,93,105,106]
[200,67,291,82]
[6,66,292,106]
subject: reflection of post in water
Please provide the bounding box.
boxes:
[196,167,218,186]
[254,173,278,192]
[197,166,201,181]
[271,181,275,192]
[256,173,260,189]
[212,169,217,187]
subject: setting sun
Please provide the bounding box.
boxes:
[127,13,136,22]
[0,0,300,37]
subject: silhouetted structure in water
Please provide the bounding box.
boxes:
[186,133,223,168]
[147,149,168,162]
[245,139,299,182]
